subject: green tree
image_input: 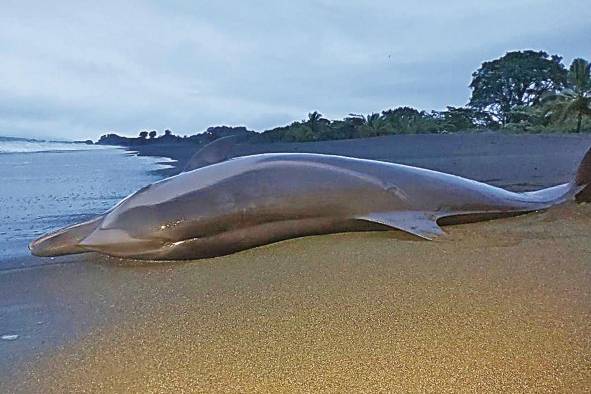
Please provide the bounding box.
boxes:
[344,114,366,127]
[504,105,549,132]
[306,111,329,132]
[139,131,148,139]
[148,130,157,139]
[327,120,358,139]
[381,107,438,133]
[438,107,476,131]
[438,106,497,131]
[307,111,323,124]
[352,113,390,137]
[542,58,591,133]
[469,50,567,124]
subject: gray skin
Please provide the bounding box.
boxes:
[30,150,591,260]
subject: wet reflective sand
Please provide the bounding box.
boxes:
[2,203,590,392]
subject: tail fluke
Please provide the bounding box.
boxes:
[29,216,102,257]
[574,146,591,202]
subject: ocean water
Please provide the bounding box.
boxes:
[0,136,108,154]
[0,139,172,266]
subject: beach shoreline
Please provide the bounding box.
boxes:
[2,133,591,391]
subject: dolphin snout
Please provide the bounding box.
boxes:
[29,231,80,257]
[29,236,52,257]
[28,217,103,257]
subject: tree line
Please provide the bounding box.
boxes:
[98,50,591,145]
[97,126,254,146]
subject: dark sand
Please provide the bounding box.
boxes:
[2,133,591,392]
[135,133,591,191]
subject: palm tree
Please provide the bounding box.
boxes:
[365,113,382,128]
[359,113,390,137]
[306,111,327,130]
[344,113,366,127]
[307,111,323,124]
[543,58,591,132]
[305,111,330,135]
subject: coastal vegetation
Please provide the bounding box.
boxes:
[97,126,254,146]
[97,50,591,146]
[540,58,591,133]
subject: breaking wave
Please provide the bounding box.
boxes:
[0,136,109,154]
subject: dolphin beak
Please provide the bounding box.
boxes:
[29,230,84,257]
[29,237,52,257]
[29,216,103,257]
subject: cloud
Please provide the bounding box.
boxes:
[0,0,589,139]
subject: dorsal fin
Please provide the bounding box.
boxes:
[184,134,250,171]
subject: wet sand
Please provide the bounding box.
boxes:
[2,204,591,392]
[2,133,591,392]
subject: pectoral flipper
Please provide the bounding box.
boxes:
[356,211,444,240]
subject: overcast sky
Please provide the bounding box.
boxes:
[1,0,589,139]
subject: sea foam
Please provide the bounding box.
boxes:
[0,136,109,154]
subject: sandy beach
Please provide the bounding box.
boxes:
[2,133,591,392]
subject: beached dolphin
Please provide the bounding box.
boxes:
[30,144,591,260]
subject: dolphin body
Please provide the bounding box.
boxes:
[30,144,591,260]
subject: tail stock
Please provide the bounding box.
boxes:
[574,146,591,202]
